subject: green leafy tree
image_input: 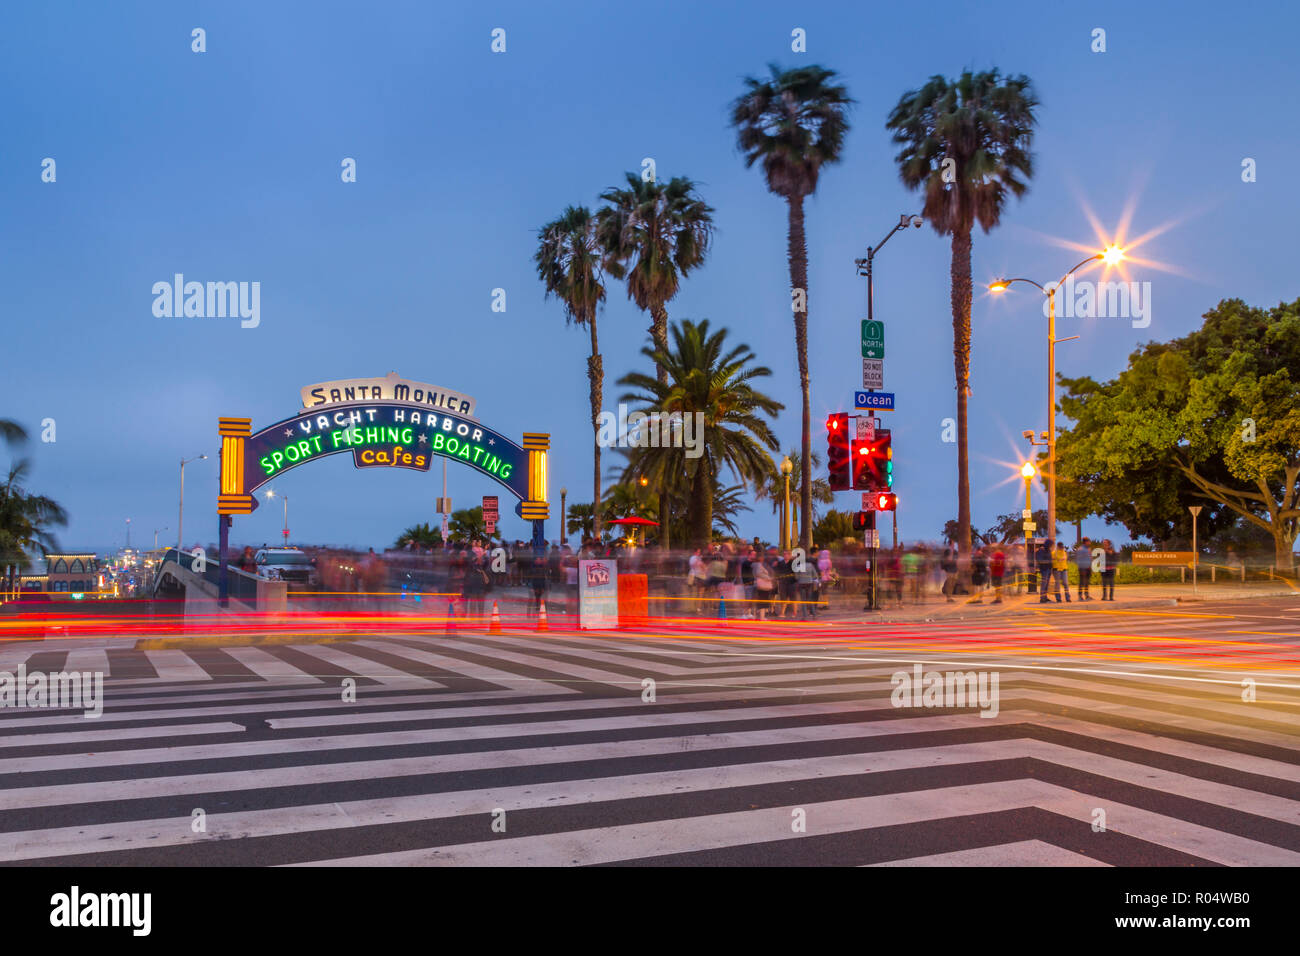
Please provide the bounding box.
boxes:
[536,206,609,540]
[732,64,853,552]
[1057,297,1300,568]
[598,173,714,385]
[886,69,1037,565]
[566,502,596,542]
[985,509,1050,544]
[711,482,752,539]
[618,319,783,548]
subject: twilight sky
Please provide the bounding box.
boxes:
[2,0,1296,553]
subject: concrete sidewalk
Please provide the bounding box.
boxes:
[812,580,1299,624]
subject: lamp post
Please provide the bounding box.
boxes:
[560,488,568,547]
[1021,461,1037,592]
[265,489,289,544]
[855,213,924,326]
[990,245,1125,542]
[780,456,793,550]
[1189,504,1202,594]
[153,527,168,551]
[178,454,208,551]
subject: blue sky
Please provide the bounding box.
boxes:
[2,0,1297,553]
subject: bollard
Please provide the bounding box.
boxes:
[717,595,727,619]
[445,600,456,634]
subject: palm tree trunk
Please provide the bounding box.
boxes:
[688,463,713,549]
[950,228,974,577]
[786,196,813,553]
[588,320,604,543]
[650,304,670,386]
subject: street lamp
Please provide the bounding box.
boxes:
[780,456,793,550]
[855,213,924,325]
[153,527,168,551]
[1021,460,1037,591]
[178,454,208,551]
[560,487,568,547]
[989,246,1126,540]
[1189,504,1202,594]
[265,489,289,544]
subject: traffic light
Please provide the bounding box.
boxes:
[826,413,850,491]
[852,511,873,531]
[873,492,898,512]
[852,429,892,491]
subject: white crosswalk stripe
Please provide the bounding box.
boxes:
[1,631,1298,866]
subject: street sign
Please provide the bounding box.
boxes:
[484,518,497,534]
[1131,551,1196,566]
[864,529,880,548]
[861,320,885,359]
[482,495,499,516]
[854,391,895,411]
[862,358,884,389]
[1022,508,1032,519]
[861,492,873,510]
[855,416,875,440]
[1022,521,1036,531]
[436,497,451,514]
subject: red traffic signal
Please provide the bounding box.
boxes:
[873,492,898,512]
[826,413,850,491]
[852,429,892,491]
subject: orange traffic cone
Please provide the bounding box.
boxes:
[536,599,549,632]
[489,600,502,634]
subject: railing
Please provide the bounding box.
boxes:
[159,547,261,606]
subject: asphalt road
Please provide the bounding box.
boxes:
[1,594,1297,866]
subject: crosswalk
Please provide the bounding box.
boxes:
[1,630,1299,865]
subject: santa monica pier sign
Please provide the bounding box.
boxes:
[216,372,549,522]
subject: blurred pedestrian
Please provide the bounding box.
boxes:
[1074,537,1093,600]
[1100,539,1118,601]
[1035,539,1055,604]
[1053,541,1072,603]
[989,544,1006,604]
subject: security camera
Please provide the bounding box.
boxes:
[1022,430,1034,439]
[911,215,924,228]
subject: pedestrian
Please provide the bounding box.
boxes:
[989,544,1006,604]
[1101,539,1118,601]
[1053,541,1072,603]
[238,546,257,573]
[1074,537,1093,600]
[753,555,776,620]
[940,546,958,602]
[903,547,923,604]
[740,550,756,618]
[970,547,988,603]
[1035,539,1055,603]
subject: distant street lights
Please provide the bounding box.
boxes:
[178,454,208,551]
[265,489,290,544]
[989,246,1126,539]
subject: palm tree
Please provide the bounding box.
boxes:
[711,481,752,539]
[565,502,596,542]
[0,460,68,598]
[395,522,442,549]
[732,64,853,553]
[536,206,609,540]
[597,173,715,385]
[886,69,1037,568]
[754,448,833,520]
[618,318,783,548]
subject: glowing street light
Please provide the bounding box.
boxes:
[988,247,1123,542]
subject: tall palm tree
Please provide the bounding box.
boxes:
[535,206,609,540]
[618,318,783,548]
[886,69,1037,568]
[732,63,852,553]
[597,173,715,385]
